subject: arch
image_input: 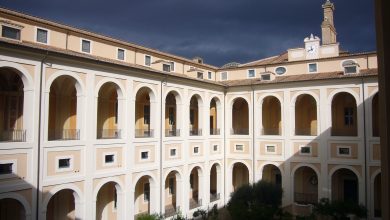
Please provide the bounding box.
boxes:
[261,95,282,135]
[291,163,320,178]
[327,89,360,106]
[133,174,157,216]
[291,91,320,107]
[292,165,319,204]
[330,91,358,136]
[0,61,33,91]
[294,93,318,136]
[258,93,283,105]
[330,167,360,203]
[163,89,183,105]
[42,184,83,213]
[163,169,183,217]
[165,90,182,137]
[231,97,249,135]
[261,164,282,186]
[372,171,382,218]
[133,172,158,188]
[189,166,203,209]
[189,94,203,136]
[95,78,125,99]
[133,85,157,102]
[188,92,204,107]
[135,86,154,138]
[94,180,123,220]
[210,162,222,202]
[163,168,183,181]
[231,161,250,192]
[371,92,379,137]
[93,178,124,199]
[0,192,31,219]
[45,70,85,96]
[209,96,222,135]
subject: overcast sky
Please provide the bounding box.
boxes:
[1,0,376,67]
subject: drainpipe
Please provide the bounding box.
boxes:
[251,82,255,184]
[36,51,49,220]
[160,74,168,214]
[362,77,368,208]
[223,87,227,205]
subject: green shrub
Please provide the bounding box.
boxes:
[313,198,367,219]
[136,213,164,220]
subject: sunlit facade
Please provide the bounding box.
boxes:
[0,1,382,219]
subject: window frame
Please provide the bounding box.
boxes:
[265,144,277,154]
[144,55,152,66]
[140,150,151,161]
[247,69,256,78]
[55,155,74,173]
[80,38,92,54]
[0,159,17,179]
[308,63,318,73]
[221,72,228,81]
[169,148,178,158]
[299,145,312,156]
[275,66,287,75]
[117,48,126,61]
[208,71,212,80]
[197,72,203,79]
[1,24,21,41]
[234,144,244,152]
[193,146,200,155]
[35,27,49,44]
[103,152,117,167]
[337,146,352,157]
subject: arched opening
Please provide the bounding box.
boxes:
[96,182,120,220]
[232,98,249,135]
[189,95,201,136]
[134,176,154,218]
[46,189,76,220]
[295,94,317,136]
[262,164,282,187]
[135,87,153,138]
[189,167,202,209]
[0,68,25,142]
[294,166,318,204]
[331,168,359,203]
[372,93,379,137]
[0,198,26,220]
[374,173,382,218]
[232,162,249,192]
[210,163,221,202]
[209,98,220,135]
[48,76,79,140]
[331,92,357,136]
[164,171,181,217]
[97,82,121,139]
[165,92,179,137]
[262,96,281,135]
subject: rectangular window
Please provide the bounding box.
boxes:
[208,72,212,80]
[145,55,151,66]
[193,146,199,154]
[344,107,354,126]
[81,39,91,53]
[235,144,244,151]
[144,105,150,125]
[58,158,71,169]
[221,72,228,81]
[308,63,317,73]
[338,146,351,156]
[300,146,312,155]
[163,64,171,72]
[344,66,357,74]
[213,145,218,152]
[261,74,271,81]
[197,72,203,79]
[266,145,276,153]
[141,151,149,160]
[117,48,125,60]
[248,69,255,78]
[36,28,48,44]
[144,183,150,202]
[0,163,13,175]
[105,154,115,163]
[170,148,176,157]
[168,107,175,125]
[1,26,20,40]
[169,177,175,195]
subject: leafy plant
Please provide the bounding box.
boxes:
[136,213,164,220]
[313,198,368,219]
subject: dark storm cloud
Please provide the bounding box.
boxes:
[0,0,376,66]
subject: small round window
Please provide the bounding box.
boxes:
[275,67,287,75]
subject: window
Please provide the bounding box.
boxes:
[144,105,150,125]
[170,148,177,157]
[117,48,125,60]
[1,26,21,40]
[163,64,171,72]
[208,72,212,79]
[58,158,71,169]
[145,55,151,66]
[235,144,244,152]
[36,28,48,44]
[344,66,357,74]
[105,154,115,163]
[248,69,255,78]
[337,146,351,156]
[197,72,203,79]
[275,67,287,75]
[342,60,358,74]
[308,63,317,73]
[221,72,228,81]
[266,145,276,153]
[344,107,354,126]
[300,145,312,155]
[168,107,175,125]
[261,74,271,81]
[81,39,91,53]
[141,151,149,160]
[169,177,175,195]
[193,146,199,154]
[0,163,13,175]
[170,62,175,72]
[144,183,150,202]
[213,145,218,152]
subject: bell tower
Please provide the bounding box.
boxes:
[321,0,337,45]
